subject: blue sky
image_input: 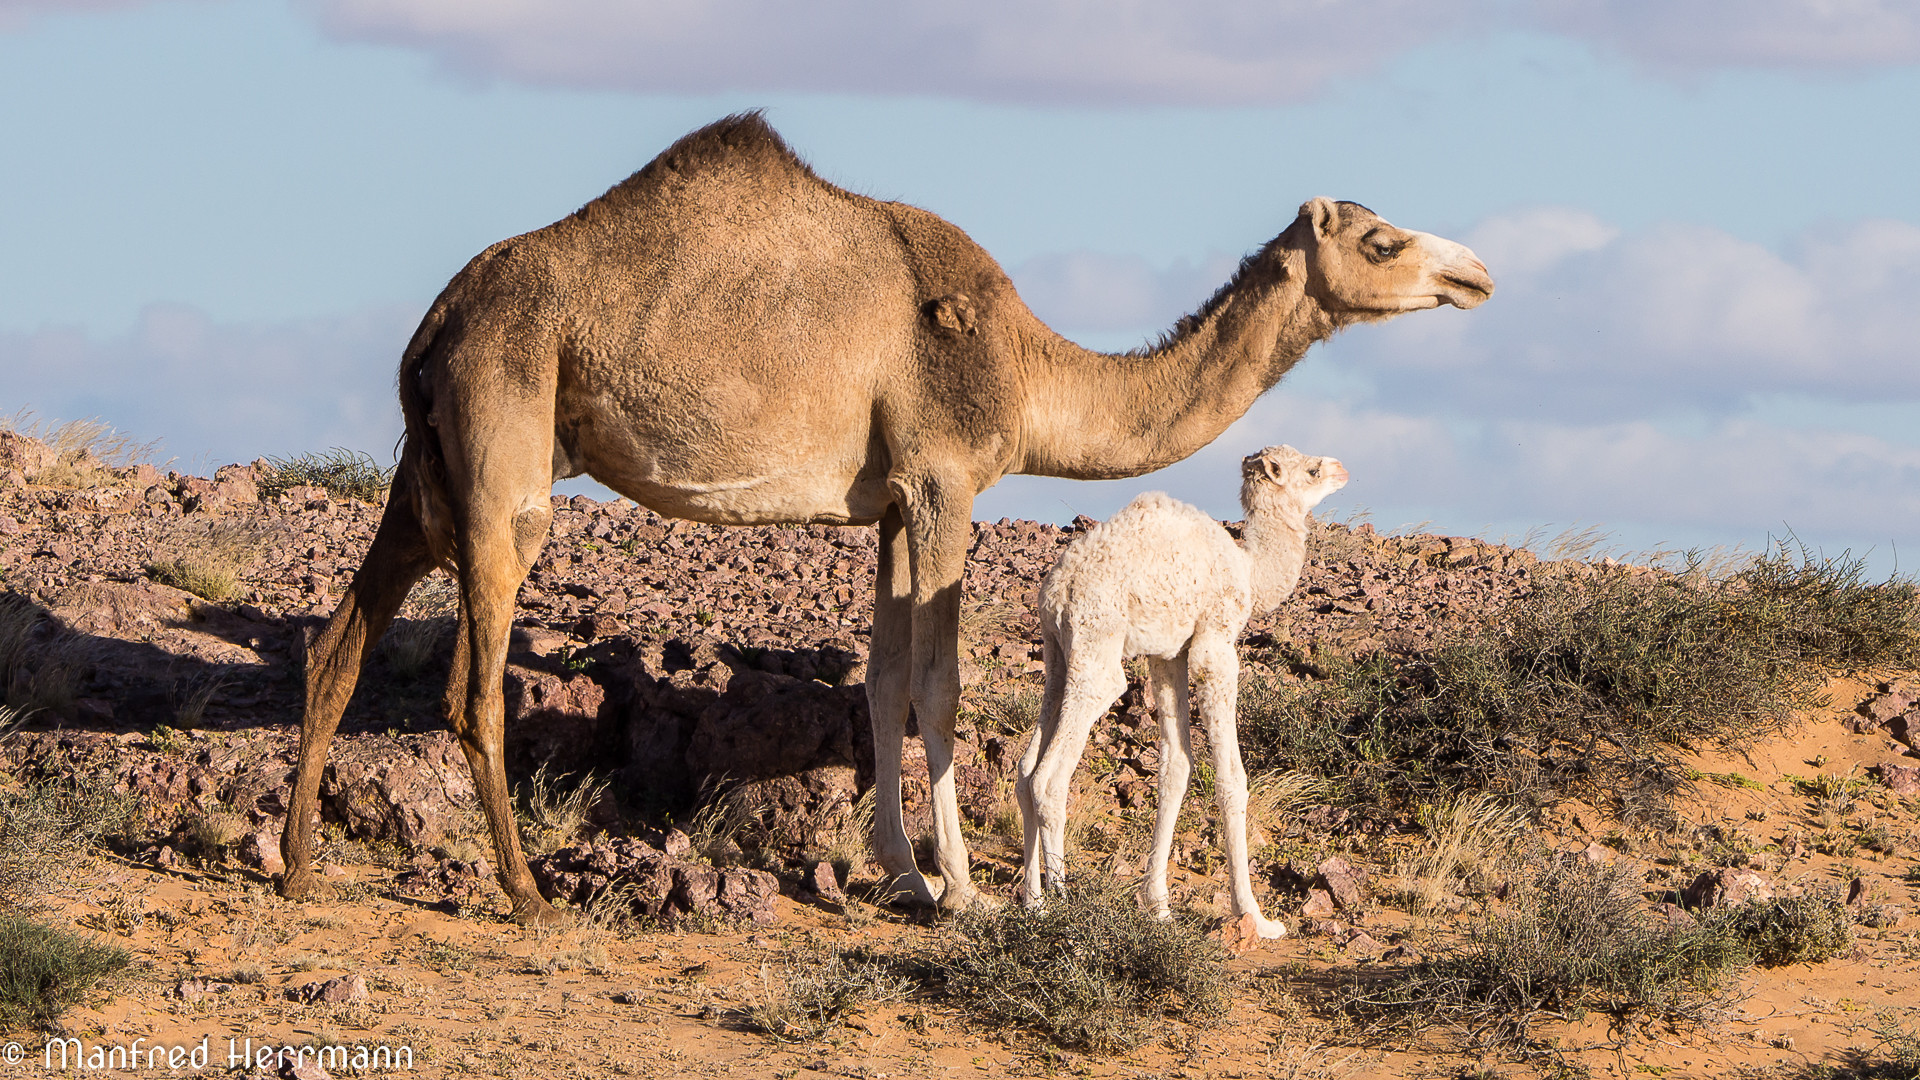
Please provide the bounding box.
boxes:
[2,0,1916,574]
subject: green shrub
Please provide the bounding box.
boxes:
[258,448,393,502]
[746,946,919,1042]
[0,915,130,1029]
[0,772,135,907]
[1712,895,1853,967]
[1343,857,1748,1055]
[933,877,1233,1053]
[1242,548,1920,815]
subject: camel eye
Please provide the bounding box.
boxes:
[1369,239,1402,262]
[1308,467,1320,477]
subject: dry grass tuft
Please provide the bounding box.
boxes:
[513,764,609,857]
[144,518,271,602]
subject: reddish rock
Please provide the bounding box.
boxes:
[1649,901,1699,928]
[1870,762,1920,797]
[1314,856,1369,910]
[1300,888,1336,918]
[807,860,845,903]
[503,663,618,777]
[240,825,285,876]
[319,733,476,847]
[530,838,779,927]
[1342,930,1385,959]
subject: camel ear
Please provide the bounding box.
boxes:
[1300,197,1340,242]
[924,293,976,336]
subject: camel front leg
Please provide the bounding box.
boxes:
[866,505,941,906]
[894,471,983,912]
[1141,653,1193,920]
[1191,633,1285,939]
[281,465,435,899]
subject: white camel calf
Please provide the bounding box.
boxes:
[1015,445,1348,938]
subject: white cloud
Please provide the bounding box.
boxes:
[1332,212,1920,420]
[0,303,415,468]
[290,0,1920,105]
[299,0,1487,105]
[1532,0,1920,70]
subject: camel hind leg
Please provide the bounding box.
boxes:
[280,462,437,899]
[1140,652,1193,920]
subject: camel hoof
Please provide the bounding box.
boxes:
[277,869,332,902]
[511,897,570,927]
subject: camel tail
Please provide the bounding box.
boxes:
[395,298,458,569]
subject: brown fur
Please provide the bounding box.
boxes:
[280,113,1493,920]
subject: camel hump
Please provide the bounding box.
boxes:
[598,110,819,207]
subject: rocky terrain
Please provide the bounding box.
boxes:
[2,428,1918,1079]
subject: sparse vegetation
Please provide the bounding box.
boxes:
[1343,856,1749,1058]
[513,764,608,857]
[932,876,1234,1053]
[1,412,154,490]
[0,767,135,908]
[0,595,88,718]
[258,447,394,502]
[0,914,131,1029]
[746,946,918,1042]
[1241,547,1920,816]
[1714,894,1854,967]
[383,572,459,678]
[144,518,270,602]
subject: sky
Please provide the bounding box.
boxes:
[2,0,1916,576]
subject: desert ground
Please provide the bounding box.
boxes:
[1,429,1916,1080]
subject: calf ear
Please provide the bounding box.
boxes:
[1299,197,1339,242]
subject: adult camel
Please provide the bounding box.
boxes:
[279,113,1492,921]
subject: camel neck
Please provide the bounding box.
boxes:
[1240,499,1313,615]
[1013,243,1334,480]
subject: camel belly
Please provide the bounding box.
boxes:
[580,454,893,526]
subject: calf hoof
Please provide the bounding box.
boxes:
[877,870,941,909]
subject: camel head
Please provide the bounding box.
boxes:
[1240,444,1348,514]
[1290,197,1493,321]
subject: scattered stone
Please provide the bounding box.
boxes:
[1649,901,1699,929]
[530,838,779,927]
[1684,868,1774,909]
[239,827,285,876]
[288,973,368,1004]
[173,977,234,1001]
[280,1057,332,1080]
[1299,888,1337,918]
[1341,930,1385,959]
[1870,762,1920,797]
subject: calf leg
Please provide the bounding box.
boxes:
[1191,632,1284,939]
[1140,653,1193,920]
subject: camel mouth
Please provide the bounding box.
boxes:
[1438,273,1493,309]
